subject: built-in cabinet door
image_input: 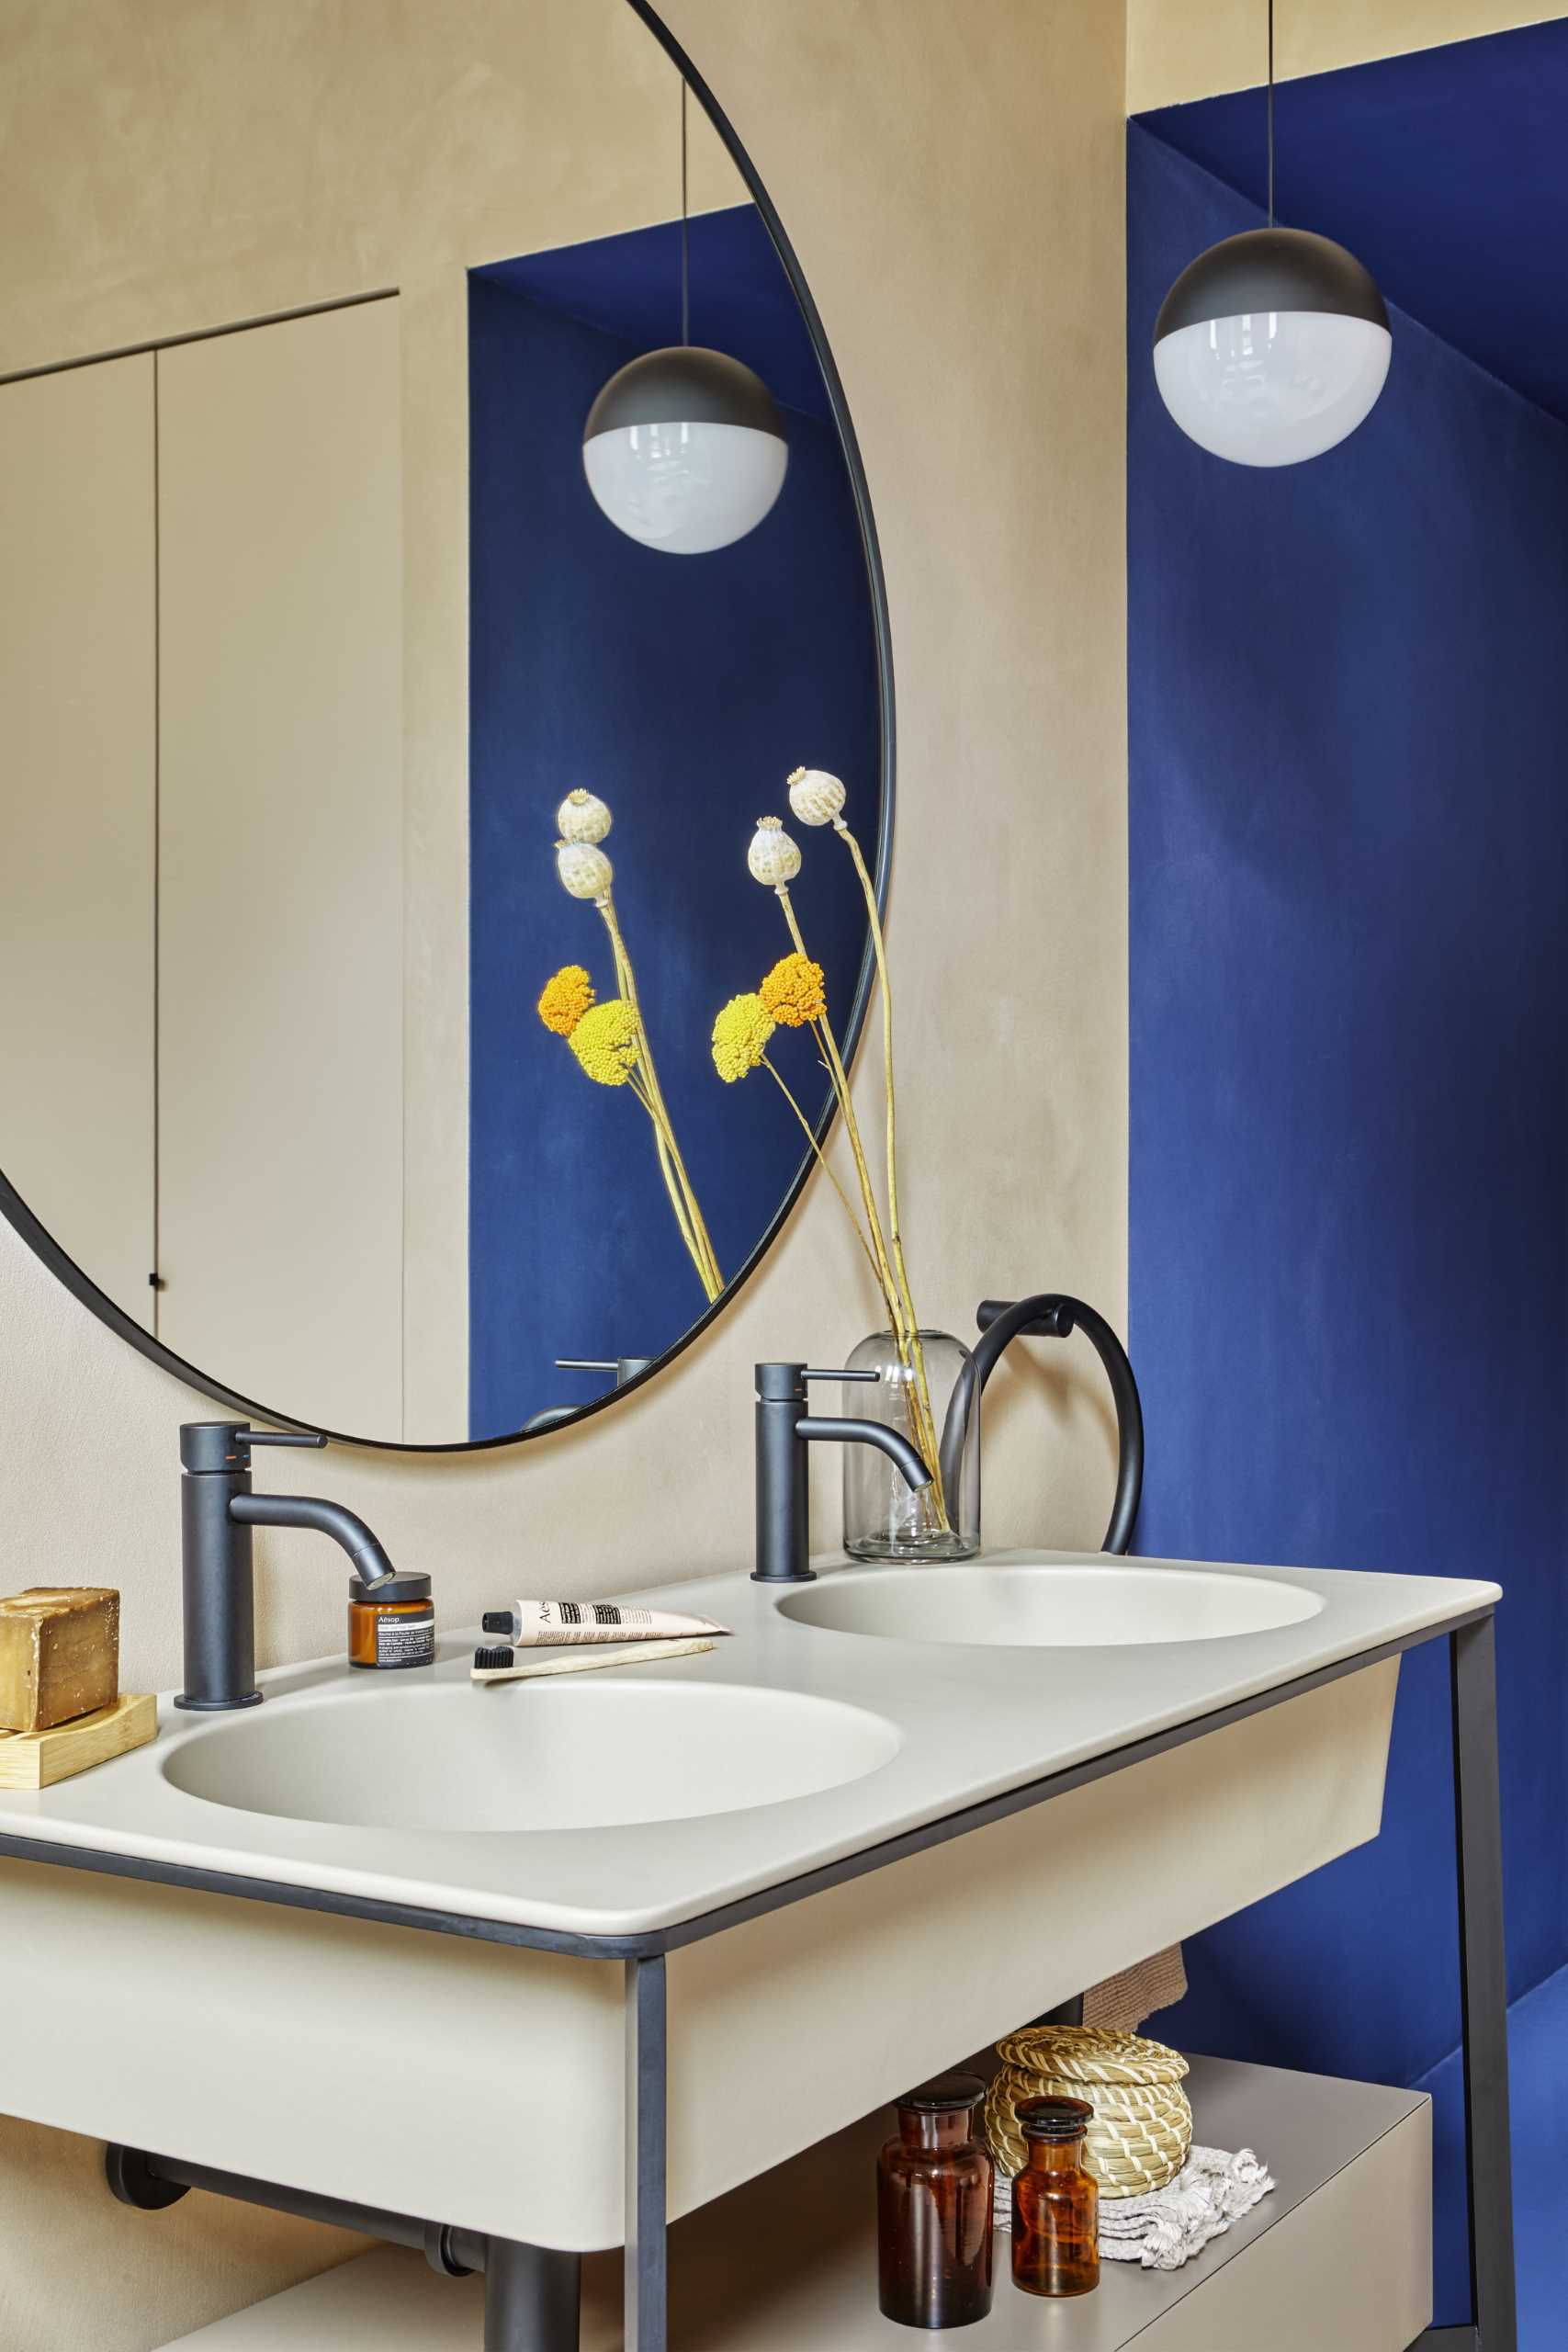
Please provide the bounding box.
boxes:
[156,300,405,1436]
[0,355,157,1324]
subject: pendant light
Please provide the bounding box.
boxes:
[582,83,789,553]
[1152,0,1392,467]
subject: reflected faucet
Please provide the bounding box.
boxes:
[522,1356,655,1437]
[175,1421,399,1711]
[752,1363,932,1584]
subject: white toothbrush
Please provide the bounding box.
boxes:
[470,1635,716,1684]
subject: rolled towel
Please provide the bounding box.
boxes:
[1080,1943,1189,2032]
[994,2143,1274,2271]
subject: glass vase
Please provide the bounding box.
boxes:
[840,1329,980,1562]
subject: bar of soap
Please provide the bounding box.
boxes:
[0,1588,120,1734]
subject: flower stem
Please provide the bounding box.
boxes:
[832,820,947,1525]
[762,1054,888,1302]
[774,884,948,1527]
[598,895,722,1301]
[776,896,902,1334]
[626,1069,708,1286]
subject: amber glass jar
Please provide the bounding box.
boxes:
[347,1573,434,1670]
[1011,2095,1099,2299]
[877,2073,994,2330]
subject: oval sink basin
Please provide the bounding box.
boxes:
[163,1680,901,1834]
[777,1564,1323,1647]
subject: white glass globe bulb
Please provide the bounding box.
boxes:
[582,420,788,553]
[1154,310,1392,469]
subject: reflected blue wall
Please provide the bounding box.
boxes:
[468,210,879,1439]
[1128,126,1568,2324]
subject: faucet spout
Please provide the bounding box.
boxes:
[795,1416,932,1496]
[229,1492,398,1593]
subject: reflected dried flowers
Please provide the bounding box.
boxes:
[760,951,826,1028]
[536,965,596,1038]
[543,789,721,1302]
[568,999,641,1087]
[712,993,776,1082]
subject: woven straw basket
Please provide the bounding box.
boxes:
[984,2026,1192,2200]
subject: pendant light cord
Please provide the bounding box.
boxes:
[1267,0,1276,226]
[680,78,690,345]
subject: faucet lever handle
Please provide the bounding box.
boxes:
[756,1361,882,1403]
[179,1420,327,1474]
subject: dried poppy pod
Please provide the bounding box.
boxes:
[556,840,614,901]
[747,816,801,888]
[557,788,612,844]
[787,765,847,828]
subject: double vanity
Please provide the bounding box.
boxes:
[0,0,1535,2347]
[0,1545,1509,2351]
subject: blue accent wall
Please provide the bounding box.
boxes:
[468,209,879,1438]
[1128,125,1568,2324]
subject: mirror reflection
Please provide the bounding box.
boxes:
[0,0,885,1445]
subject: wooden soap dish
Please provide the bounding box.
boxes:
[0,1693,157,1790]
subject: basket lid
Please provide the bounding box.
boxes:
[995,2025,1189,2086]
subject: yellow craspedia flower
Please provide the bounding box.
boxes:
[569,999,640,1086]
[712,993,775,1083]
[760,951,826,1028]
[537,965,595,1038]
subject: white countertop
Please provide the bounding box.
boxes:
[0,1549,1497,1939]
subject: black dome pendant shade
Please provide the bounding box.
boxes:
[583,345,784,441]
[1155,225,1389,344]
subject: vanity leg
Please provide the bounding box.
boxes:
[1439,1615,1517,2352]
[482,2237,580,2352]
[1414,1620,1517,2352]
[625,1953,669,2352]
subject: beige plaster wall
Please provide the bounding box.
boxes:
[0,0,1129,2343]
[1128,0,1559,111]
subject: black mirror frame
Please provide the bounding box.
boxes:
[0,0,895,1454]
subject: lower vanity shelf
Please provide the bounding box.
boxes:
[164,2056,1432,2352]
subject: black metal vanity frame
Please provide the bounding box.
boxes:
[0,1606,1516,2352]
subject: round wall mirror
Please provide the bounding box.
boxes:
[0,0,890,1448]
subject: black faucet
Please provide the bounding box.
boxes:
[938,1296,1145,1555]
[175,1421,399,1711]
[752,1363,933,1584]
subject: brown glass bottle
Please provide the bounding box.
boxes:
[877,2073,994,2330]
[1011,2095,1100,2299]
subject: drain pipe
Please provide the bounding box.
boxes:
[106,2146,580,2351]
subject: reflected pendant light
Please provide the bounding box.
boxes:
[1153,0,1392,467]
[582,84,788,552]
